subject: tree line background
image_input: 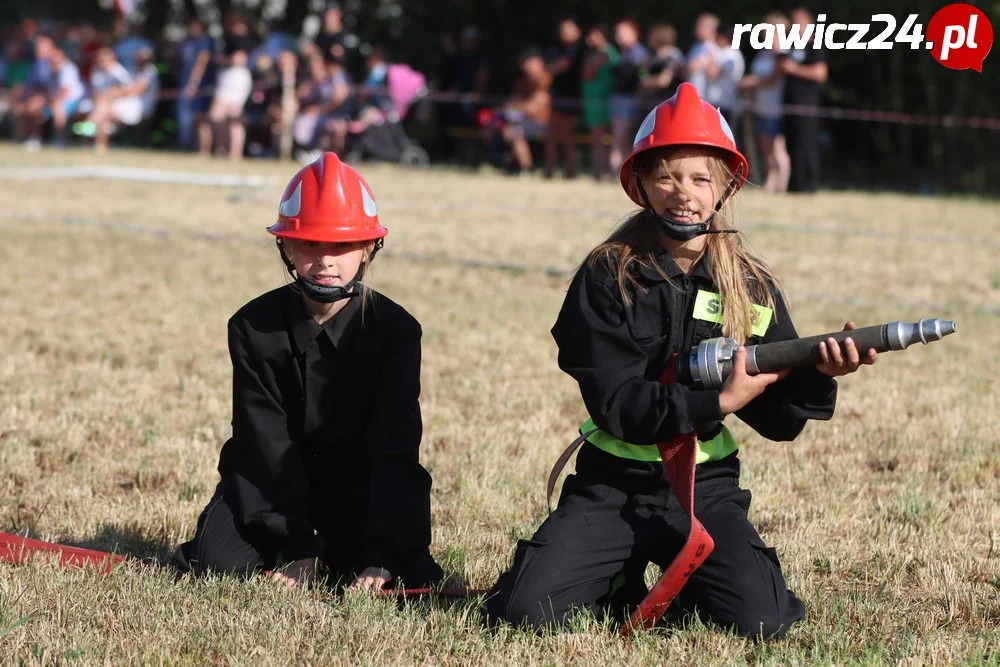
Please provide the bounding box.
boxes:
[2,0,998,195]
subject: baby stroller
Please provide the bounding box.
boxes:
[342,63,430,168]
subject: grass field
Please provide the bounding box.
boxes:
[0,145,998,665]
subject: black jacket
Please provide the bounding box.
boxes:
[216,285,434,576]
[551,249,837,447]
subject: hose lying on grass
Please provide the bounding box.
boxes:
[0,532,483,600]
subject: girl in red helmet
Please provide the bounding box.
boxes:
[484,83,875,637]
[173,152,442,591]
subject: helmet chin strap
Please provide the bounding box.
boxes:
[276,239,383,304]
[631,166,740,242]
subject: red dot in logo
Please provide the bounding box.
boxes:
[926,2,993,72]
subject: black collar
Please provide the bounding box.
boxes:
[635,248,714,284]
[286,286,363,353]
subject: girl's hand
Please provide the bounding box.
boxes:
[348,566,393,592]
[816,322,878,377]
[718,346,789,415]
[268,558,316,589]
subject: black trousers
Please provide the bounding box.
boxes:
[172,478,443,587]
[483,445,805,638]
[786,113,821,193]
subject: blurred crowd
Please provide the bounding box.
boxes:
[467,10,827,192]
[0,4,422,163]
[0,5,828,192]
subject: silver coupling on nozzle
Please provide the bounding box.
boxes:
[688,337,739,390]
[885,319,958,351]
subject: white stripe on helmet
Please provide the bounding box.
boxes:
[715,107,736,145]
[361,182,378,217]
[633,108,657,148]
[278,181,302,218]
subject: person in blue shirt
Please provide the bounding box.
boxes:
[112,17,155,74]
[251,19,297,70]
[10,34,54,147]
[175,18,216,149]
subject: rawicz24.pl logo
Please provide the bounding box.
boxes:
[733,2,994,72]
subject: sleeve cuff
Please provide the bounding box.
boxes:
[685,389,723,427]
[277,533,321,564]
[786,367,838,417]
[365,542,402,579]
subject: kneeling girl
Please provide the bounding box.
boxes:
[485,83,875,637]
[174,152,442,591]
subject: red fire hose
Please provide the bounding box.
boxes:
[0,532,126,575]
[546,353,715,636]
[619,355,715,635]
[4,356,710,629]
[618,433,714,635]
[0,532,484,599]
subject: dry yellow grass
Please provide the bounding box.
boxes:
[0,145,998,665]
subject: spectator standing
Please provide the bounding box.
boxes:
[608,18,649,173]
[46,47,85,147]
[780,7,829,193]
[454,26,489,104]
[544,18,583,179]
[199,29,254,160]
[16,18,40,62]
[685,13,719,100]
[75,24,102,82]
[2,39,31,91]
[450,25,490,166]
[176,18,215,149]
[222,11,258,61]
[315,56,354,156]
[60,24,84,72]
[112,18,155,74]
[741,12,791,193]
[706,24,745,128]
[293,55,334,153]
[636,23,684,115]
[434,32,459,156]
[243,51,286,157]
[581,23,618,181]
[315,2,348,65]
[10,34,53,147]
[0,40,16,90]
[437,32,458,94]
[251,19,296,69]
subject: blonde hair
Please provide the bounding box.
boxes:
[589,147,781,342]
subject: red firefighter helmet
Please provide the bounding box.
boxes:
[268,152,388,243]
[619,82,749,207]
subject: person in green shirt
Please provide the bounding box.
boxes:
[581,24,618,181]
[3,42,32,88]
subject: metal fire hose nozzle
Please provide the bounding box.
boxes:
[683,319,958,390]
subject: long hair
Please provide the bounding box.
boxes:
[588,146,782,342]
